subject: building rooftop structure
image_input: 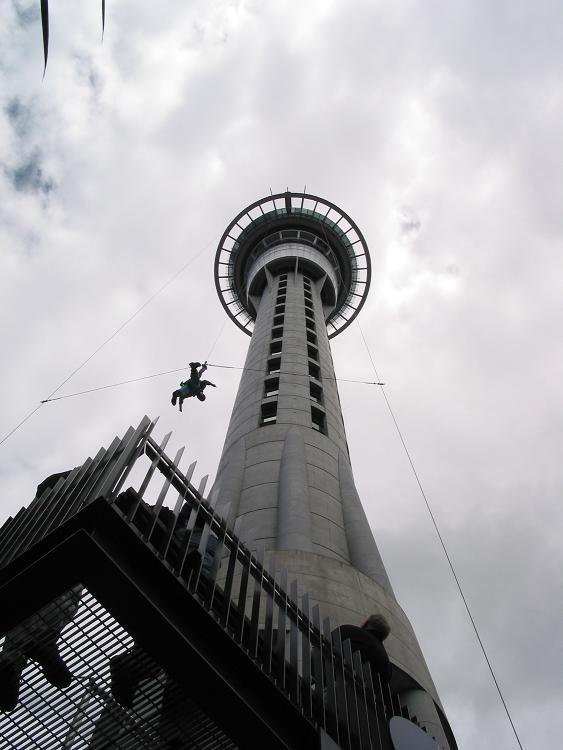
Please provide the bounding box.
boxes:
[0,417,450,749]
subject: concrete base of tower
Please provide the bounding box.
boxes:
[263,549,437,697]
[264,550,455,749]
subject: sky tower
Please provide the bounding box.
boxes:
[211,191,455,748]
[0,191,458,750]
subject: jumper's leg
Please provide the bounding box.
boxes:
[189,362,201,380]
[0,648,27,712]
[26,638,72,689]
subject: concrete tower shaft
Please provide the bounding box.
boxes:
[211,193,455,748]
[213,259,391,590]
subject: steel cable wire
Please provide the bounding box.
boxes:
[356,320,524,750]
[0,237,216,446]
[39,362,383,403]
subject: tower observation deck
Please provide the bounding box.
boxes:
[212,192,456,748]
[214,191,371,338]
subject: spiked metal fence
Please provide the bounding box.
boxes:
[0,417,442,749]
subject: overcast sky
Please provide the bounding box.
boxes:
[1,1,562,748]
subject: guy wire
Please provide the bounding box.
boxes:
[40,362,384,403]
[356,320,524,750]
[0,236,216,446]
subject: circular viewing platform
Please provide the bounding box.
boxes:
[214,192,371,338]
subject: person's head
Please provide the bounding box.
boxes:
[361,614,391,641]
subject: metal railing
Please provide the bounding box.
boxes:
[0,417,434,749]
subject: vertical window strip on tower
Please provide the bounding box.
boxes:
[303,273,328,435]
[259,274,287,427]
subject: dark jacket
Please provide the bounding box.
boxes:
[333,624,392,685]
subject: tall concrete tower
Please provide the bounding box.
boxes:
[211,191,455,748]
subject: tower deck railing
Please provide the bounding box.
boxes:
[0,417,436,750]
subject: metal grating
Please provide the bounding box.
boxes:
[0,589,239,749]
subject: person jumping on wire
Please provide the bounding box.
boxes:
[171,362,216,412]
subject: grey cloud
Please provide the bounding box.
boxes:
[5,97,32,139]
[1,3,562,749]
[399,206,421,235]
[71,53,101,93]
[6,152,55,195]
[373,490,563,746]
[12,0,39,27]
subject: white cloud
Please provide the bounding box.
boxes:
[1,2,562,747]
